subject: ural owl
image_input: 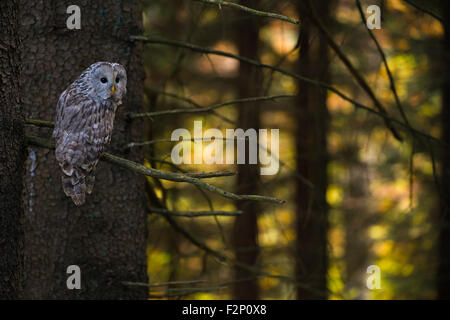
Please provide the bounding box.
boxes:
[53,62,127,206]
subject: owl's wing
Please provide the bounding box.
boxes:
[53,91,66,139]
[54,90,101,205]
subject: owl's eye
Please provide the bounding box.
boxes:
[115,77,120,83]
[100,77,107,83]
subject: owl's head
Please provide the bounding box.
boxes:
[88,62,127,104]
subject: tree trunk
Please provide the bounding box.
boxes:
[343,149,371,299]
[295,0,330,300]
[438,0,450,300]
[19,1,147,299]
[0,0,25,299]
[232,0,262,300]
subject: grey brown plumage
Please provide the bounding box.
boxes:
[53,62,127,206]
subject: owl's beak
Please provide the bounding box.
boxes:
[111,85,115,94]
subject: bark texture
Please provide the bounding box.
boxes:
[19,1,147,299]
[0,0,25,299]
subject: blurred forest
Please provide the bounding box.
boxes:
[0,0,449,300]
[140,0,446,299]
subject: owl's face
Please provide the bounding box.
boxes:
[89,62,127,104]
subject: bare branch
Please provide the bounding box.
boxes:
[149,207,242,217]
[193,0,300,25]
[144,87,234,124]
[122,280,207,288]
[355,0,412,130]
[128,94,296,119]
[403,0,442,22]
[129,35,405,140]
[25,134,286,204]
[306,0,403,141]
[25,118,54,128]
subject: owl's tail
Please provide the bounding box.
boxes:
[61,168,95,206]
[62,175,86,206]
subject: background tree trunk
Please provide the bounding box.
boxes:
[0,0,25,299]
[438,0,450,300]
[19,1,147,299]
[295,0,330,300]
[343,148,371,299]
[232,0,262,300]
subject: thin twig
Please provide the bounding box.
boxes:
[403,0,442,22]
[129,94,296,119]
[145,87,234,124]
[149,207,242,217]
[193,0,299,25]
[306,0,403,141]
[355,0,412,130]
[122,279,206,288]
[25,118,54,128]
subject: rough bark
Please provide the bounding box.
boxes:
[19,1,147,299]
[295,0,330,300]
[438,0,450,300]
[0,0,25,299]
[232,0,262,300]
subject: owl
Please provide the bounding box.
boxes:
[53,62,127,206]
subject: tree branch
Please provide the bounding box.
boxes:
[306,0,403,141]
[129,94,295,119]
[129,35,404,141]
[148,207,242,217]
[25,134,285,204]
[193,0,300,25]
[403,0,442,22]
[355,0,412,130]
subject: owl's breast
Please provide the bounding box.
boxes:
[86,100,117,145]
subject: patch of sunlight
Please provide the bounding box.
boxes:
[329,228,345,258]
[396,39,410,51]
[412,210,427,226]
[327,184,343,206]
[378,198,393,212]
[385,54,417,98]
[283,229,295,244]
[378,259,402,274]
[194,41,239,77]
[193,292,220,300]
[421,102,440,117]
[387,0,408,11]
[147,249,171,279]
[336,3,359,24]
[200,9,218,25]
[186,256,203,273]
[328,91,353,114]
[368,225,388,240]
[422,18,444,36]
[259,228,280,247]
[281,77,297,94]
[328,262,344,298]
[373,240,394,256]
[260,277,279,291]
[260,20,298,56]
[276,209,293,225]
